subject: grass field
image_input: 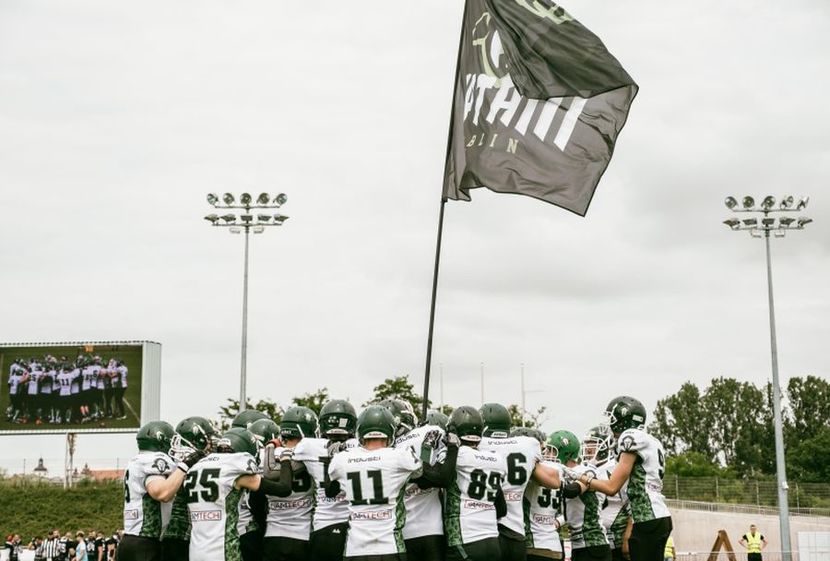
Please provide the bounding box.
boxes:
[0,343,143,433]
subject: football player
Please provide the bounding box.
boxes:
[582,426,631,561]
[118,421,202,561]
[262,406,319,561]
[7,359,24,422]
[577,397,672,561]
[523,435,564,561]
[478,403,570,561]
[232,409,270,430]
[162,417,218,561]
[387,401,447,561]
[423,410,449,431]
[324,404,425,560]
[548,430,610,561]
[186,428,295,561]
[241,418,281,561]
[442,405,507,561]
[302,399,359,561]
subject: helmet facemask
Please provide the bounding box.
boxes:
[168,434,197,461]
[542,443,559,462]
[581,428,613,466]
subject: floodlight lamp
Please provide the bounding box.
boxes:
[257,214,271,223]
[240,214,253,223]
[750,230,763,238]
[762,217,775,227]
[229,226,242,234]
[252,225,265,234]
[223,193,235,205]
[207,193,219,206]
[257,193,270,205]
[761,196,776,210]
[774,231,786,238]
[273,214,289,223]
[742,196,755,209]
[204,214,220,224]
[724,196,738,210]
[779,217,795,227]
[780,196,794,209]
[742,218,757,227]
[274,193,288,206]
[240,193,252,206]
[797,217,813,227]
[796,196,810,210]
[221,214,236,223]
[723,218,740,229]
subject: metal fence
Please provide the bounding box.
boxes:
[666,499,830,519]
[662,476,830,510]
[676,553,806,561]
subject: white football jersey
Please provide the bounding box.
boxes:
[39,372,52,394]
[264,444,316,540]
[57,371,73,396]
[524,460,563,553]
[599,458,630,548]
[616,428,670,522]
[27,371,39,395]
[564,463,607,549]
[328,445,422,556]
[118,365,129,388]
[70,369,81,394]
[81,366,94,391]
[8,373,20,394]
[480,435,542,538]
[444,445,507,547]
[296,437,359,531]
[394,425,446,540]
[186,452,259,561]
[123,452,176,538]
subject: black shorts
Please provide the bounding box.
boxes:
[240,530,263,561]
[498,533,526,561]
[263,536,310,561]
[160,537,188,561]
[572,545,611,561]
[528,553,564,561]
[345,556,406,561]
[446,537,501,561]
[310,523,348,561]
[747,554,762,561]
[629,517,672,561]
[118,535,161,561]
[611,548,626,561]
[404,534,445,561]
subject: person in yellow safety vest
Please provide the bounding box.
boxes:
[739,524,768,561]
[663,536,675,561]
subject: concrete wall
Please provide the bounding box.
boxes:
[672,507,830,555]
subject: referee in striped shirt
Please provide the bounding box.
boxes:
[42,530,61,561]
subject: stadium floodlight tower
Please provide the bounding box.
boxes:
[722,194,812,561]
[204,192,289,411]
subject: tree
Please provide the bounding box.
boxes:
[665,451,730,477]
[649,382,712,459]
[787,426,830,482]
[216,397,283,431]
[508,404,547,429]
[291,388,330,417]
[787,375,830,443]
[364,375,429,415]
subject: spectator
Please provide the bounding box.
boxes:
[664,535,675,561]
[74,532,88,561]
[31,536,45,561]
[739,524,768,561]
[5,535,22,561]
[43,530,62,561]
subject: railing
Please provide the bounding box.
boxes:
[667,499,830,518]
[676,553,805,561]
[662,475,830,510]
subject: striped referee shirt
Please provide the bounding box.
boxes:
[42,538,61,560]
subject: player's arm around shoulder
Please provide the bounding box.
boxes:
[145,454,189,503]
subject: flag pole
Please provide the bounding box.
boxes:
[422,0,468,420]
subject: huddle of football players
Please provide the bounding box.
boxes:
[5,354,129,425]
[120,395,671,561]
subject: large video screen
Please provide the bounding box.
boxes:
[1,341,160,434]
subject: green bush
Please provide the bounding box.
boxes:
[0,478,122,539]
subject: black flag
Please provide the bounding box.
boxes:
[443,0,638,216]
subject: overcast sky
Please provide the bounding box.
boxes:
[1,0,829,473]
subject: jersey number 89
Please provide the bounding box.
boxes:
[467,469,501,501]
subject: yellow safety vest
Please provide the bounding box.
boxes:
[664,536,674,558]
[746,533,763,554]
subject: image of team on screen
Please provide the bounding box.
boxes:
[5,354,130,425]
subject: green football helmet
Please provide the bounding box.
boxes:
[280,406,319,440]
[603,396,647,435]
[423,409,449,431]
[171,416,216,459]
[357,405,396,444]
[232,409,269,430]
[378,399,415,437]
[319,399,357,439]
[447,406,484,444]
[217,428,258,456]
[581,425,613,466]
[248,418,280,447]
[510,426,545,444]
[545,430,580,464]
[480,403,512,438]
[136,421,175,453]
